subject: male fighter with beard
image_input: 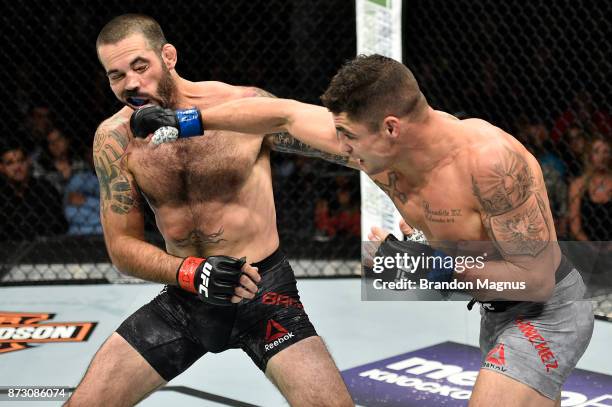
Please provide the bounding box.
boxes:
[137,54,595,406]
[65,14,353,407]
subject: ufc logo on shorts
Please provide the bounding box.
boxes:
[198,262,213,297]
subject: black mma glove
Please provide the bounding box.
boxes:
[373,234,455,283]
[177,255,246,306]
[130,105,204,142]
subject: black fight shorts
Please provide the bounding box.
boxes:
[116,248,317,381]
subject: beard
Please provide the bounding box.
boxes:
[157,63,178,109]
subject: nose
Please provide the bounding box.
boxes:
[125,72,140,91]
[340,141,353,154]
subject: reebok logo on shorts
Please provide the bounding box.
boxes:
[484,343,507,372]
[515,317,559,372]
[264,319,294,352]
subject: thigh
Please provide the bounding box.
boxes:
[234,256,352,405]
[65,333,165,407]
[266,336,353,407]
[478,286,594,402]
[68,290,209,406]
[469,369,558,407]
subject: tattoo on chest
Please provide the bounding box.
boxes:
[422,201,462,223]
[178,227,227,248]
[374,172,408,204]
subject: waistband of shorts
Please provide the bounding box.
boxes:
[473,254,574,313]
[251,247,287,272]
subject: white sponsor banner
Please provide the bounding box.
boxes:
[356,0,404,239]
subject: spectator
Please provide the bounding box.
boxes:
[64,147,102,235]
[33,128,87,195]
[22,105,55,156]
[551,90,612,142]
[518,120,565,176]
[517,120,568,235]
[559,125,587,181]
[314,188,360,240]
[0,142,67,242]
[568,136,612,241]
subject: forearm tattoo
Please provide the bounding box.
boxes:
[472,148,550,257]
[252,87,355,168]
[269,132,354,167]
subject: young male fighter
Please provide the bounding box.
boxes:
[135,54,595,406]
[65,14,353,407]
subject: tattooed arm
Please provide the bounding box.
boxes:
[93,117,182,283]
[199,93,359,168]
[458,144,560,301]
[266,131,359,168]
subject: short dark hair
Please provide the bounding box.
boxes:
[321,54,427,130]
[96,14,167,53]
[0,138,25,161]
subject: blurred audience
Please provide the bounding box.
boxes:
[568,136,612,241]
[517,120,568,235]
[0,141,67,242]
[518,120,565,176]
[33,128,87,195]
[64,147,102,235]
[559,125,587,182]
[551,90,612,142]
[22,105,55,156]
[314,180,360,241]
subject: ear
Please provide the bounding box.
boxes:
[382,116,401,139]
[161,44,177,70]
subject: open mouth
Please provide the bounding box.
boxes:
[126,97,151,107]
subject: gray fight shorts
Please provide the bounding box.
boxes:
[478,256,595,399]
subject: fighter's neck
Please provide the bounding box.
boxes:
[171,77,201,108]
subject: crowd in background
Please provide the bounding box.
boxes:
[0,106,101,242]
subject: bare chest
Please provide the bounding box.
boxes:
[127,132,261,206]
[372,169,486,241]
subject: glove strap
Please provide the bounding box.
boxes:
[427,250,454,283]
[177,256,206,293]
[176,108,203,137]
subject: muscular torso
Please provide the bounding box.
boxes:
[103,83,279,262]
[371,118,559,258]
